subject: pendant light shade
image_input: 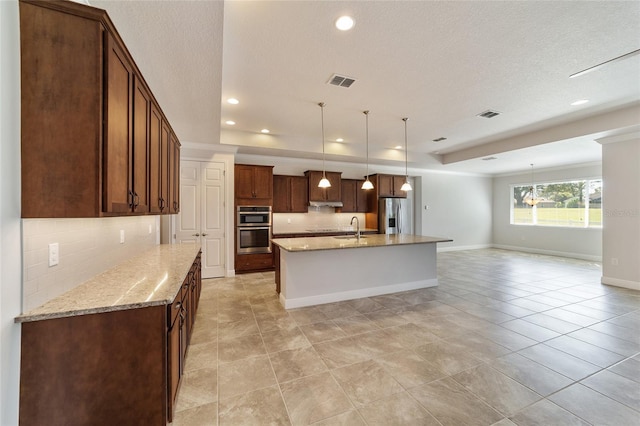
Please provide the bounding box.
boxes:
[401,117,412,191]
[318,102,331,188]
[361,110,374,190]
[525,163,539,206]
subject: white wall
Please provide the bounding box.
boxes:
[492,163,602,261]
[416,171,493,250]
[0,1,21,423]
[599,134,640,290]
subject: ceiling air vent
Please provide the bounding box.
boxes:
[432,137,447,142]
[327,74,356,88]
[477,110,501,118]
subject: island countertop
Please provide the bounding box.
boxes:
[16,244,201,323]
[271,234,452,252]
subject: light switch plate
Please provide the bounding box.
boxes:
[120,230,125,244]
[48,243,59,267]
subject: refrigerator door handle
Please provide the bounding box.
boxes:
[397,202,402,234]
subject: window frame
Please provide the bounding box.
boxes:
[510,176,602,229]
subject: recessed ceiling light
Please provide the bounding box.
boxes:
[394,145,403,150]
[336,138,344,142]
[260,129,270,134]
[335,16,355,31]
[571,99,589,106]
[227,98,239,105]
[225,120,235,125]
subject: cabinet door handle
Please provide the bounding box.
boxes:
[192,233,200,237]
[134,192,140,208]
[128,190,135,208]
[174,302,182,310]
[159,198,164,211]
[202,233,208,236]
[174,201,178,211]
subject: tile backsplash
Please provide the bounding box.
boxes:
[22,216,160,312]
[272,207,366,234]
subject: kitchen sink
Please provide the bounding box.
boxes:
[333,235,367,239]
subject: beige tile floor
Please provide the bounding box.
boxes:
[172,249,640,425]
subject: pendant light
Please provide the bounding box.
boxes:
[317,102,331,188]
[361,110,374,190]
[525,163,539,206]
[400,117,412,191]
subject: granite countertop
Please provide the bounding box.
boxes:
[272,228,379,236]
[271,234,452,252]
[16,244,201,323]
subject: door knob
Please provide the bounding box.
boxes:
[192,233,200,237]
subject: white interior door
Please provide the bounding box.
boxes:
[200,162,225,277]
[176,161,200,246]
[176,160,225,278]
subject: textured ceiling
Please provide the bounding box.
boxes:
[91,0,640,175]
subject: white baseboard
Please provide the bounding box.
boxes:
[437,244,492,253]
[281,278,439,309]
[491,244,602,262]
[601,276,640,291]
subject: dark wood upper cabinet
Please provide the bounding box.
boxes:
[340,179,357,212]
[306,171,342,203]
[340,179,369,213]
[273,175,308,213]
[149,104,163,213]
[19,0,179,218]
[235,165,273,203]
[169,133,181,213]
[20,0,103,218]
[132,78,151,213]
[290,176,309,212]
[375,174,407,198]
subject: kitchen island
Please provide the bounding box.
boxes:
[271,234,452,309]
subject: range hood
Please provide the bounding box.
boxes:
[309,201,343,207]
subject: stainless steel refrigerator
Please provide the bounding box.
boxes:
[379,198,413,234]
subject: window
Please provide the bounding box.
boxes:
[511,178,602,228]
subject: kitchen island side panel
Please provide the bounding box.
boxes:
[279,243,438,308]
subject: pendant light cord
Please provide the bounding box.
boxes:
[319,102,326,178]
[364,110,369,178]
[403,118,409,178]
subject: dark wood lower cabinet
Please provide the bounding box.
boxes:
[19,307,167,426]
[235,252,274,273]
[19,252,202,426]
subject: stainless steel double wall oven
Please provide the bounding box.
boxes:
[236,206,272,254]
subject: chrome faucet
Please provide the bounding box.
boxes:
[350,216,360,239]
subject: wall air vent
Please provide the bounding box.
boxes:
[482,156,498,161]
[432,137,447,142]
[327,74,356,88]
[477,110,501,118]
